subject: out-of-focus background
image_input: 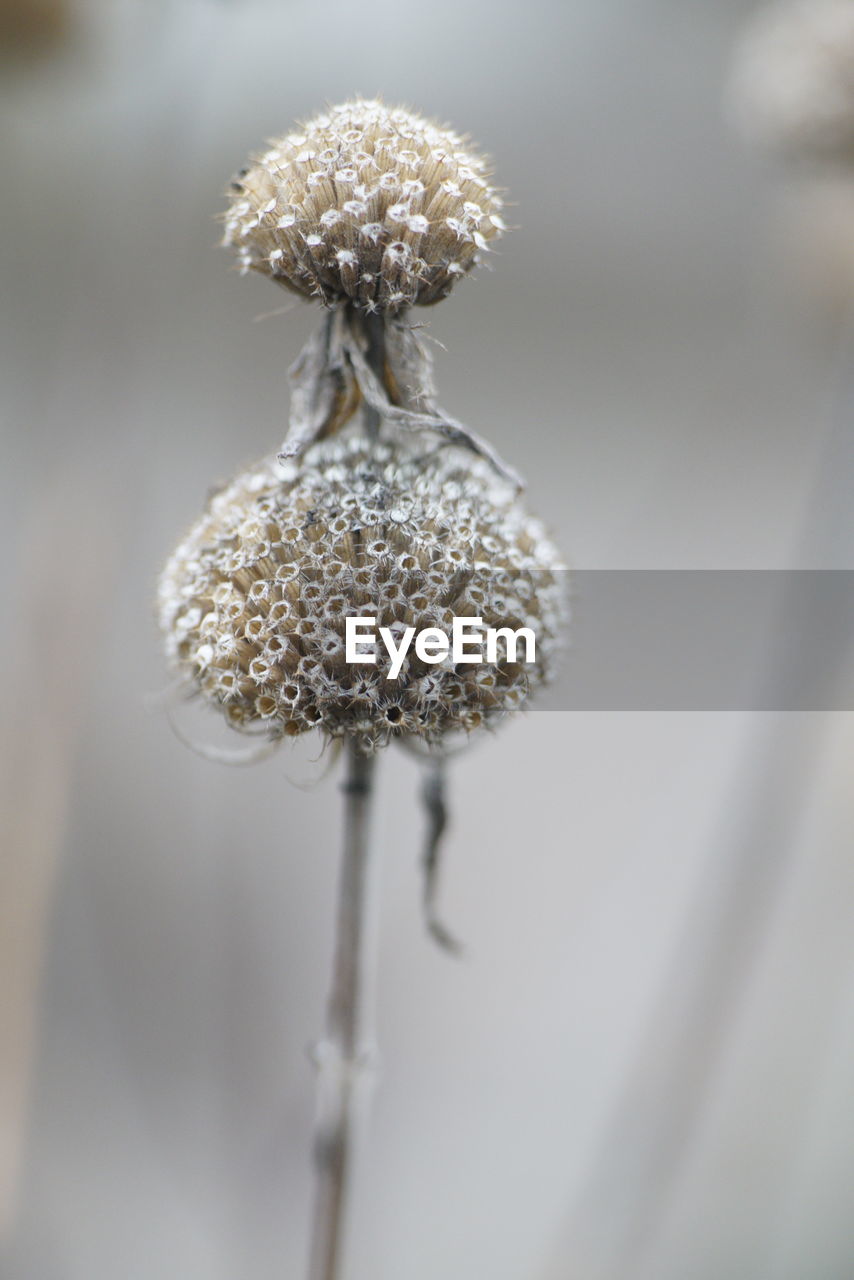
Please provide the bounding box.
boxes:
[2,1,853,1277]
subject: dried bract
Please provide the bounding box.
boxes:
[159,438,565,754]
[223,98,505,312]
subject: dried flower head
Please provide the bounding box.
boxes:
[223,98,506,312]
[159,438,565,754]
[730,0,854,165]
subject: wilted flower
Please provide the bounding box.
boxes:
[223,98,506,312]
[159,437,566,754]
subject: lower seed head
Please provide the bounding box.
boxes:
[158,438,566,753]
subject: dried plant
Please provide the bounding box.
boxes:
[159,437,564,753]
[729,0,854,166]
[223,98,506,310]
[224,98,521,484]
[729,1,854,332]
[159,98,566,1280]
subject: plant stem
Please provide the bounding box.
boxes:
[307,741,379,1280]
[359,309,386,441]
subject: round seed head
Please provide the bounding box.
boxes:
[223,98,506,312]
[159,438,566,754]
[730,0,854,166]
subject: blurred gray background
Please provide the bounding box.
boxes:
[2,1,853,1278]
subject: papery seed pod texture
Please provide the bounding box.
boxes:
[158,439,566,754]
[223,98,506,312]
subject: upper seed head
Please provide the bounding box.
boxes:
[223,98,506,313]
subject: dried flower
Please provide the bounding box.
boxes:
[161,89,568,1278]
[223,98,506,312]
[159,438,566,754]
[729,0,854,166]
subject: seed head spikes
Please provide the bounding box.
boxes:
[159,437,566,756]
[223,99,520,485]
[224,98,506,312]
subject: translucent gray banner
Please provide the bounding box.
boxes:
[538,571,854,711]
